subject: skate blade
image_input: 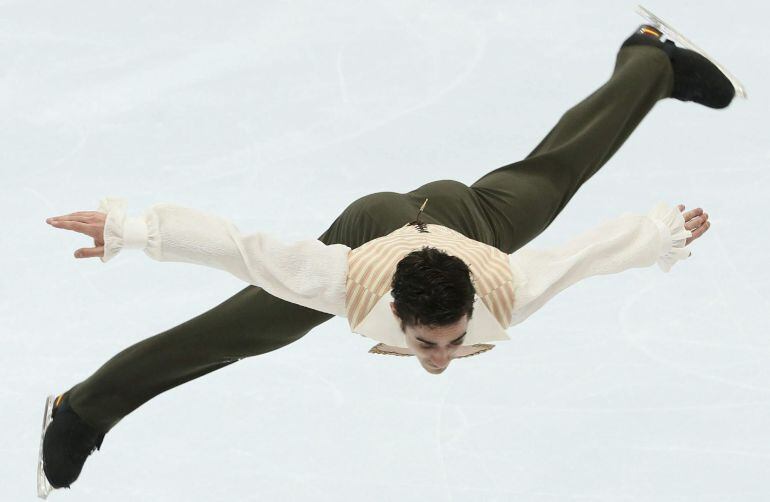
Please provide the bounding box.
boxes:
[37,395,56,499]
[636,4,748,99]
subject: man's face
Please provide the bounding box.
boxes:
[390,302,469,375]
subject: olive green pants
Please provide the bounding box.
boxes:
[65,45,674,433]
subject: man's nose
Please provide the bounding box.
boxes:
[431,351,451,368]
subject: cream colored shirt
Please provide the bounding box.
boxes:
[96,197,693,352]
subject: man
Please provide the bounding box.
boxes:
[38,20,738,498]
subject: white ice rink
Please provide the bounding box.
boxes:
[3,1,769,500]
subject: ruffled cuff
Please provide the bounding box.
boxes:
[646,201,694,273]
[97,197,155,263]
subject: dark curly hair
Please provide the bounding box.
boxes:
[390,246,476,332]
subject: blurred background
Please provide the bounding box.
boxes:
[2,0,769,500]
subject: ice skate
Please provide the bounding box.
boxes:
[633,4,747,107]
[37,395,56,499]
[37,393,106,498]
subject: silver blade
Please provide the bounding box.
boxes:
[636,4,747,99]
[37,395,56,499]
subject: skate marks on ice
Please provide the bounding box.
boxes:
[276,358,346,407]
[618,228,770,400]
[183,7,489,188]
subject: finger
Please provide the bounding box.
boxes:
[685,214,707,232]
[686,220,711,244]
[47,220,93,236]
[47,212,95,224]
[50,211,101,217]
[684,207,703,221]
[689,221,710,241]
[678,204,685,211]
[74,246,104,259]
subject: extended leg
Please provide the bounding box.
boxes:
[468,43,674,253]
[63,285,333,433]
[60,192,419,434]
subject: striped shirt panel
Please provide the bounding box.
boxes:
[346,224,515,330]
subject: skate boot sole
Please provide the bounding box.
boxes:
[37,394,57,499]
[636,4,747,99]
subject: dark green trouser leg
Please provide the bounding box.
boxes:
[63,44,673,434]
[465,44,674,252]
[64,204,410,434]
[65,287,334,433]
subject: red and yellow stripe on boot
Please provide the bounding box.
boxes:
[640,25,663,38]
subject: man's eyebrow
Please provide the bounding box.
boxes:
[416,331,467,345]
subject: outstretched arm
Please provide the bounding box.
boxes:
[46,197,350,316]
[506,202,706,327]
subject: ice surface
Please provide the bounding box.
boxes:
[3,1,770,500]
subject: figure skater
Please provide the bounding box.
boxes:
[38,20,740,497]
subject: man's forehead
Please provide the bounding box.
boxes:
[413,315,468,330]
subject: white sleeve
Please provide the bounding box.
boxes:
[96,196,350,317]
[507,201,693,327]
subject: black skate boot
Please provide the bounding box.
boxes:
[632,6,748,108]
[621,24,735,109]
[37,392,106,498]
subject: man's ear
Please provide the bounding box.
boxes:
[390,302,407,334]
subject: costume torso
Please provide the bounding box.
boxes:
[344,216,516,358]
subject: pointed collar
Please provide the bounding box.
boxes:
[351,291,511,348]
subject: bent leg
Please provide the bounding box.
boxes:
[469,44,674,253]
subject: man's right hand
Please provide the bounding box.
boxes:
[46,211,106,259]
